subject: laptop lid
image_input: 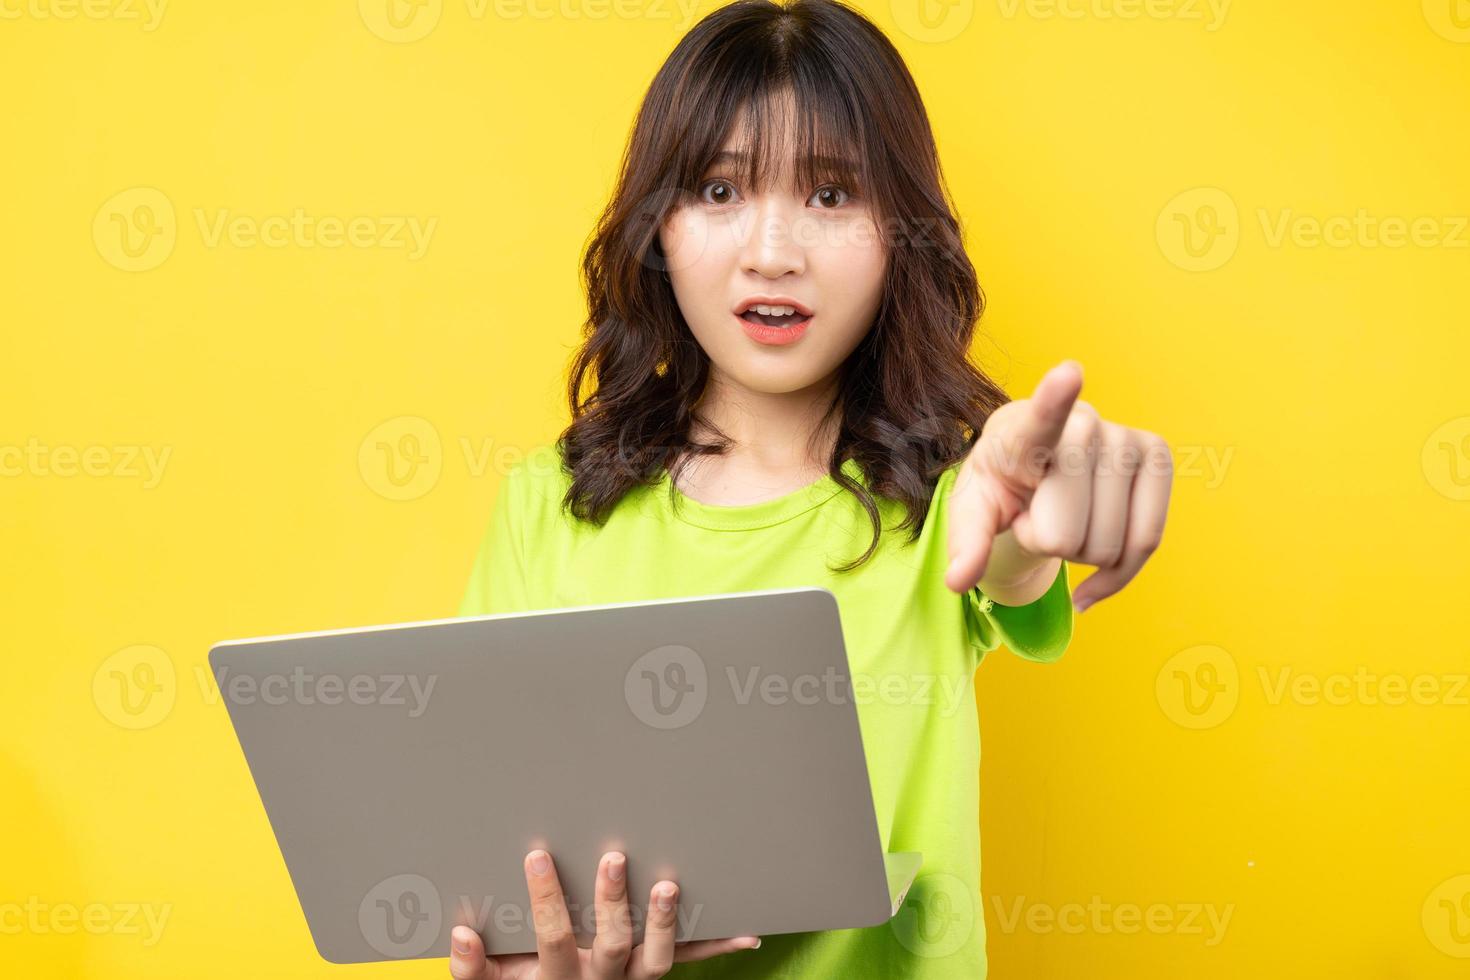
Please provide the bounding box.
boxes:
[211,587,920,962]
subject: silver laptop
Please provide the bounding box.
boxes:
[210,587,922,963]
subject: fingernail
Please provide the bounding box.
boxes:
[452,925,474,955]
[656,884,675,911]
[748,937,762,950]
[607,853,625,881]
[1073,598,1091,613]
[529,850,550,875]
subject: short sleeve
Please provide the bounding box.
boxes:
[457,464,533,617]
[964,559,1074,665]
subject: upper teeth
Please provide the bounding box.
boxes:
[751,304,798,316]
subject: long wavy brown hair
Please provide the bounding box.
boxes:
[556,0,1010,572]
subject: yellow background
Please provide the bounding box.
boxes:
[3,0,1467,976]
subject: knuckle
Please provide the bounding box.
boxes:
[530,898,565,932]
[1032,525,1080,557]
[1143,436,1173,472]
[1067,412,1099,443]
[597,936,634,960]
[529,883,562,912]
[448,950,485,980]
[539,927,576,957]
[1088,538,1125,567]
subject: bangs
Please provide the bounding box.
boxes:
[674,72,874,202]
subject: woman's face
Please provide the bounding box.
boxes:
[657,104,888,398]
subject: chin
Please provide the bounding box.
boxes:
[722,360,831,394]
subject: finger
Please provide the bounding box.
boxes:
[976,361,1083,491]
[630,881,679,980]
[448,925,501,980]
[523,850,580,980]
[673,936,763,962]
[1074,422,1136,567]
[1010,404,1098,559]
[945,454,1006,593]
[1071,436,1173,610]
[590,852,633,978]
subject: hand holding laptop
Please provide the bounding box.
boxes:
[446,849,761,979]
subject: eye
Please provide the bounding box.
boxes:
[809,184,851,209]
[697,178,740,206]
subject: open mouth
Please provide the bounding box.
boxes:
[734,298,815,330]
[739,308,810,328]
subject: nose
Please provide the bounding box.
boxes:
[737,193,807,280]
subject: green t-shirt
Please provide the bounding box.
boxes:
[457,446,1073,979]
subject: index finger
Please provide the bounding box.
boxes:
[524,849,581,980]
[989,361,1083,482]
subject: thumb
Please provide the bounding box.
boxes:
[449,925,501,980]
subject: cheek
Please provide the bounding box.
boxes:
[814,219,887,305]
[660,209,723,277]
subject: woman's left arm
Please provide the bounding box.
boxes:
[946,360,1174,613]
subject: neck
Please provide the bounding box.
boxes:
[689,368,842,478]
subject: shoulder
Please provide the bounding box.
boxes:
[497,442,574,519]
[505,442,571,492]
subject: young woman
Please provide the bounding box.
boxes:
[447,1,1172,977]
